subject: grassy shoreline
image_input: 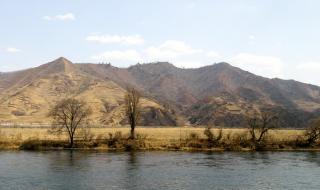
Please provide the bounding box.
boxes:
[0,127,319,151]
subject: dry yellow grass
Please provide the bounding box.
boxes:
[0,127,305,142]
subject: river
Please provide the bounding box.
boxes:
[0,151,319,190]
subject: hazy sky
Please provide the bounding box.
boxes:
[1,0,320,85]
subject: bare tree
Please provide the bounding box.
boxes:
[305,119,320,145]
[248,112,279,145]
[49,98,91,148]
[125,87,141,139]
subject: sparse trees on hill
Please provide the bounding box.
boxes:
[125,87,141,139]
[49,98,91,148]
[248,112,279,147]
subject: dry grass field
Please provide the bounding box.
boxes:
[0,126,305,144]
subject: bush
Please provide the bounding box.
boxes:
[189,132,199,140]
[19,139,67,150]
[232,132,250,147]
[204,127,223,147]
[305,119,320,146]
[294,135,309,148]
[107,131,147,150]
[186,132,202,148]
[107,131,124,148]
[78,127,95,142]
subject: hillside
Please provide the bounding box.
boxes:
[1,57,320,127]
[0,58,179,126]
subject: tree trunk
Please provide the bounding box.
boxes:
[70,134,74,148]
[130,124,135,139]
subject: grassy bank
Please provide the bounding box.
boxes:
[0,127,318,151]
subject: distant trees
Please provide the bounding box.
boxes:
[49,98,91,148]
[124,87,141,139]
[305,119,320,145]
[248,112,279,147]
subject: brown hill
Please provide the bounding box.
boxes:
[1,57,320,127]
[0,58,179,126]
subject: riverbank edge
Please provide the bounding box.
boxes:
[1,140,320,152]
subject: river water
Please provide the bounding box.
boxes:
[0,151,319,190]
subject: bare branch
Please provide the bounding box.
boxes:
[248,111,279,148]
[124,87,141,139]
[48,98,91,148]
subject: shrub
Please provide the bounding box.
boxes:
[19,139,67,150]
[294,135,309,147]
[124,133,147,151]
[232,132,250,147]
[188,132,199,140]
[305,119,320,146]
[248,112,279,150]
[186,132,202,148]
[78,127,95,142]
[204,127,223,147]
[107,131,124,147]
[204,127,214,140]
[106,131,147,150]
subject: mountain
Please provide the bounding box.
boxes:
[1,57,320,127]
[0,58,179,126]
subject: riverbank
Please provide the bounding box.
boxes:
[0,127,319,151]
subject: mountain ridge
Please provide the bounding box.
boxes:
[1,57,320,127]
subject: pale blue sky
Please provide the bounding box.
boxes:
[1,0,320,85]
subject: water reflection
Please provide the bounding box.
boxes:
[47,150,90,169]
[0,151,319,190]
[303,152,320,166]
[123,151,140,190]
[127,151,138,166]
[199,152,227,168]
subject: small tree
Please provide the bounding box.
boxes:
[248,112,279,146]
[125,87,141,139]
[305,119,320,145]
[49,98,91,148]
[204,127,223,146]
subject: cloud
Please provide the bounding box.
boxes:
[89,41,286,78]
[144,40,202,60]
[248,35,256,45]
[43,13,75,21]
[228,53,284,78]
[5,47,21,53]
[294,62,320,85]
[91,50,142,62]
[143,40,205,68]
[296,62,320,70]
[249,35,256,40]
[207,51,221,58]
[158,40,202,54]
[90,40,205,67]
[86,34,144,45]
[186,2,196,9]
[88,40,227,68]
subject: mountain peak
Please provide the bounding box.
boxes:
[52,57,72,64]
[212,62,232,68]
[42,57,75,74]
